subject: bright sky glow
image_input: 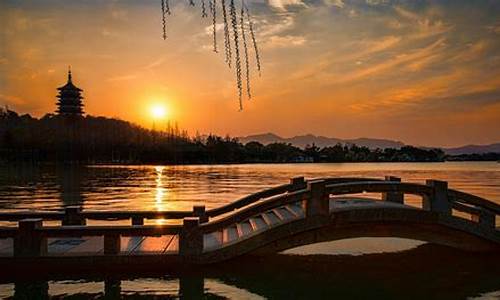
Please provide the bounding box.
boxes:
[1,1,500,147]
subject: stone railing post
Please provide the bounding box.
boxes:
[193,205,208,223]
[62,206,86,226]
[423,180,451,214]
[179,217,203,257]
[14,218,47,257]
[305,180,329,218]
[382,176,404,204]
[471,209,496,229]
[104,234,121,255]
[289,176,306,191]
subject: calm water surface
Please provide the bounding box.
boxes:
[1,162,499,299]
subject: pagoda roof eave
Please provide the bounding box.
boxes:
[57,82,83,91]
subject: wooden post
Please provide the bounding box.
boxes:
[423,180,451,214]
[382,176,404,204]
[471,209,496,229]
[179,217,203,257]
[305,180,329,218]
[62,206,86,226]
[193,205,208,223]
[14,218,47,257]
[289,176,306,191]
[131,216,144,226]
[104,234,121,255]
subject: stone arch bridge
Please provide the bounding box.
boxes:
[0,176,499,273]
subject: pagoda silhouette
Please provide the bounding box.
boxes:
[56,67,84,116]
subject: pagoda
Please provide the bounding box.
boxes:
[56,67,84,116]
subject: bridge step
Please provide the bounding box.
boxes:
[239,221,253,236]
[204,231,223,250]
[284,205,300,218]
[263,211,280,225]
[223,226,238,244]
[203,202,307,251]
[272,209,286,221]
[289,203,305,217]
[277,207,295,220]
[249,216,267,231]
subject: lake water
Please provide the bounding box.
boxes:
[1,162,499,212]
[1,162,499,299]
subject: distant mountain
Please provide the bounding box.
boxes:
[238,133,405,149]
[239,133,500,154]
[443,143,500,155]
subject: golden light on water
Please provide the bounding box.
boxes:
[154,166,167,225]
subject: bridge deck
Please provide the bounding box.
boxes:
[0,197,412,258]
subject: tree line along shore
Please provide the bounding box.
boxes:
[1,109,498,164]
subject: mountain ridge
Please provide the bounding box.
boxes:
[238,133,500,155]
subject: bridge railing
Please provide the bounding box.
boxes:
[0,177,308,226]
[1,176,498,259]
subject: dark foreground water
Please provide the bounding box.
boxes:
[2,244,500,299]
[0,162,499,299]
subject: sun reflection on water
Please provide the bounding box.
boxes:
[154,166,168,225]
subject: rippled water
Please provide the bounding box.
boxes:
[1,162,499,212]
[1,162,499,299]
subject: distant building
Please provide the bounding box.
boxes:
[56,68,84,116]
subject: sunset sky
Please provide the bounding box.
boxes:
[1,0,499,147]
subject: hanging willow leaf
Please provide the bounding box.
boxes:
[165,0,171,15]
[161,0,167,40]
[159,0,261,110]
[221,0,232,68]
[229,0,243,110]
[240,1,251,99]
[244,2,261,76]
[201,0,208,17]
[210,0,218,53]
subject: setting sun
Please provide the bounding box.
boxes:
[150,103,168,120]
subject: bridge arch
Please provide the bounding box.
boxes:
[197,178,500,263]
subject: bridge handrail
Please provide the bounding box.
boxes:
[0,224,182,239]
[204,177,384,218]
[205,183,294,217]
[448,189,500,214]
[37,224,182,237]
[0,211,64,221]
[325,181,432,196]
[200,188,308,233]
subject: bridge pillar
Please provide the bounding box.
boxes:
[306,180,329,218]
[193,205,209,223]
[424,180,451,214]
[14,218,47,257]
[104,234,121,255]
[382,176,404,204]
[62,206,86,226]
[290,176,306,191]
[180,217,203,257]
[471,208,496,229]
